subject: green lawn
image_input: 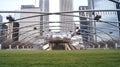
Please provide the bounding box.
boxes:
[0,50,120,67]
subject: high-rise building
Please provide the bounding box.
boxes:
[19,5,40,43]
[39,0,49,34]
[0,24,8,44]
[49,0,75,32]
[79,6,92,44]
[0,15,7,43]
[12,23,19,41]
[49,0,60,32]
[79,0,94,45]
[60,0,75,32]
[7,22,19,42]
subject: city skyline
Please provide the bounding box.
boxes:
[0,0,88,22]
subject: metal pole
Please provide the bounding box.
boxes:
[91,0,97,46]
[0,44,1,50]
[115,43,118,49]
[9,45,11,49]
[106,44,108,48]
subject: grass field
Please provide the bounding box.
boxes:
[0,50,120,67]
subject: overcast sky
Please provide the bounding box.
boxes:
[0,0,88,22]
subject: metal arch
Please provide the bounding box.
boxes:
[6,28,51,44]
[0,25,115,48]
[80,24,119,42]
[46,22,120,31]
[0,14,119,30]
[0,9,120,23]
[15,14,90,22]
[80,33,106,46]
[0,21,76,42]
[2,23,47,46]
[81,29,108,40]
[0,9,119,43]
[19,31,41,42]
[0,21,119,35]
[3,26,58,46]
[7,27,95,48]
[82,38,98,47]
[2,26,48,47]
[21,36,47,46]
[80,24,119,32]
[96,29,120,41]
[18,32,97,49]
[26,28,106,47]
[84,29,116,44]
[0,10,119,24]
[17,20,120,24]
[98,20,120,29]
[10,31,41,47]
[17,17,120,31]
[15,14,49,21]
[79,29,108,45]
[43,28,118,43]
[0,24,40,39]
[47,23,119,43]
[96,29,117,43]
[15,13,85,21]
[50,21,118,41]
[18,34,46,48]
[60,13,120,29]
[19,35,46,48]
[1,9,120,14]
[55,9,120,13]
[0,28,40,45]
[0,22,75,45]
[0,11,49,14]
[15,14,84,21]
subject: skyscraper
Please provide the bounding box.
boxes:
[49,0,75,32]
[60,0,75,32]
[79,6,92,44]
[79,0,94,45]
[19,5,40,42]
[0,15,7,42]
[39,0,49,34]
[49,0,60,32]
